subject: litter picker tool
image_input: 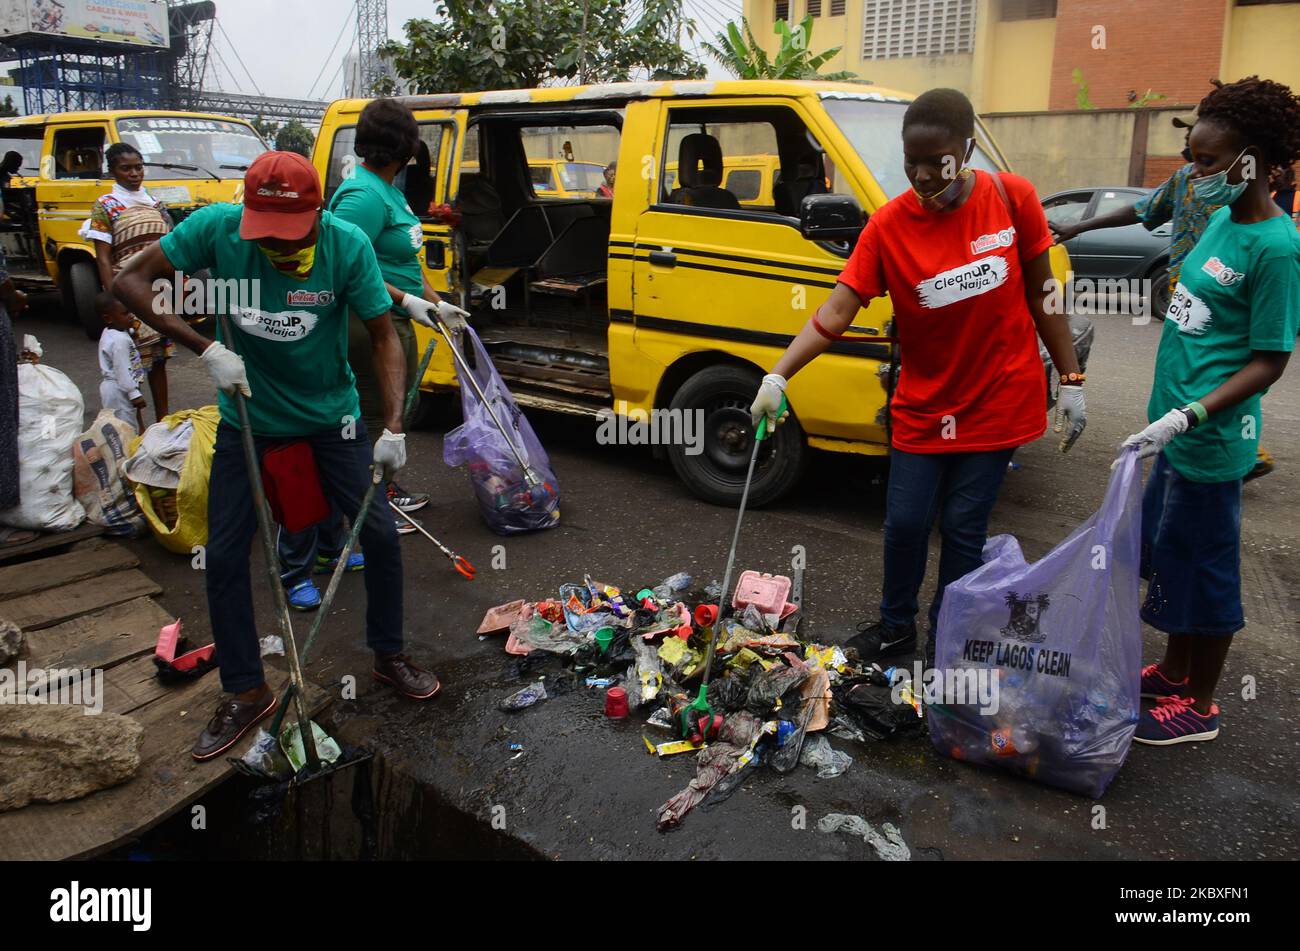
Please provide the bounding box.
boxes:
[678,394,788,742]
[389,500,476,579]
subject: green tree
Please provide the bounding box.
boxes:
[380,0,704,93]
[250,116,279,142]
[274,120,315,157]
[704,15,861,82]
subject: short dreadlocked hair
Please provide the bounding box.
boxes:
[1196,76,1300,172]
[902,88,975,140]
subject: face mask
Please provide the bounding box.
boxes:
[1191,148,1250,206]
[913,138,974,211]
[259,242,316,280]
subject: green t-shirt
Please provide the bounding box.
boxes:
[160,203,393,437]
[1149,207,1300,483]
[329,164,424,304]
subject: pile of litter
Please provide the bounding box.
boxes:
[477,570,925,835]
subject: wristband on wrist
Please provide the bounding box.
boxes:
[1184,401,1208,427]
[1059,371,1086,386]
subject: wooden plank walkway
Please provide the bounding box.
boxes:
[0,539,328,860]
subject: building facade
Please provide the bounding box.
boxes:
[743,0,1300,114]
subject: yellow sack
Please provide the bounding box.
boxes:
[129,405,221,555]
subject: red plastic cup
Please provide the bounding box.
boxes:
[604,686,629,718]
[694,604,719,627]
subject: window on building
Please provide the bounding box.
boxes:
[831,0,846,14]
[862,0,977,60]
[775,1,790,20]
[1000,0,1057,20]
[808,0,822,16]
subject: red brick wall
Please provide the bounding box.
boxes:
[1142,156,1186,188]
[1048,0,1225,111]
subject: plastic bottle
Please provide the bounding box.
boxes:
[652,572,692,601]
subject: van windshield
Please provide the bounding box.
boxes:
[822,96,1003,200]
[115,116,268,180]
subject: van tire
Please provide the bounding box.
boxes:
[65,260,102,340]
[667,364,805,508]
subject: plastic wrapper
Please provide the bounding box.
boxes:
[500,680,548,711]
[443,327,561,535]
[745,662,808,717]
[928,452,1143,798]
[818,814,910,861]
[800,734,852,778]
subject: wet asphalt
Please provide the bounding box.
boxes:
[23,297,1299,860]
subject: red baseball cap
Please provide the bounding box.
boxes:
[239,151,322,241]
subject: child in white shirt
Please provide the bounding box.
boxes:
[97,292,147,432]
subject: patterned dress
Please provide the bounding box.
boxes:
[85,191,175,366]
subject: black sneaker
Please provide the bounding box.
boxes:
[388,482,429,513]
[844,619,917,663]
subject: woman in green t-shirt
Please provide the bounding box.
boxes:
[1118,77,1300,746]
[278,98,470,609]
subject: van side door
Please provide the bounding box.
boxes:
[35,121,111,270]
[630,96,891,448]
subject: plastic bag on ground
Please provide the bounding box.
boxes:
[72,409,147,536]
[500,680,548,711]
[928,451,1143,798]
[442,327,560,535]
[818,813,911,861]
[1,363,86,531]
[130,406,220,555]
[800,734,852,778]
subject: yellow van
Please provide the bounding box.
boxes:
[314,81,1091,506]
[0,109,269,337]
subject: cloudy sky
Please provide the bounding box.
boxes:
[208,0,744,101]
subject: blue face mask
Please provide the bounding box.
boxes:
[1191,148,1250,206]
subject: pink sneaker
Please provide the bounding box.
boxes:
[1140,663,1188,700]
[1134,695,1220,745]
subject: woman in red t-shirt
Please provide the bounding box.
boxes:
[751,88,1087,666]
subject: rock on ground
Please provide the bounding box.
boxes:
[0,617,22,665]
[0,706,144,812]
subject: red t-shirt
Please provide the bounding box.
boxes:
[838,170,1052,453]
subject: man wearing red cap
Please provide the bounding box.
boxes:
[115,151,445,762]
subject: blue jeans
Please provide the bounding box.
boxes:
[279,509,347,587]
[880,447,1015,633]
[206,422,404,694]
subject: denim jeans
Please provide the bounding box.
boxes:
[207,421,404,694]
[278,312,417,586]
[880,447,1015,633]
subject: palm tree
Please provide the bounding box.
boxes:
[704,15,862,82]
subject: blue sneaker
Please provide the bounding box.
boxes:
[314,551,365,574]
[286,580,321,611]
[1140,662,1188,700]
[1134,695,1220,745]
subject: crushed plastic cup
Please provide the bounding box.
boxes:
[594,626,615,654]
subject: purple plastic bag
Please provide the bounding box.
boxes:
[442,327,561,535]
[928,450,1143,798]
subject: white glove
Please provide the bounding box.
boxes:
[373,429,407,482]
[435,299,470,333]
[750,373,789,429]
[200,341,251,397]
[1114,408,1189,468]
[1053,384,1087,453]
[399,293,469,332]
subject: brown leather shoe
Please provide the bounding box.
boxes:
[373,653,441,700]
[191,687,278,761]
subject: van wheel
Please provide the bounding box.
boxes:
[667,364,805,507]
[64,260,102,340]
[1149,262,1171,320]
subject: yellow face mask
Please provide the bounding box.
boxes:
[259,242,316,280]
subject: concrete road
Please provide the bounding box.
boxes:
[19,299,1298,860]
